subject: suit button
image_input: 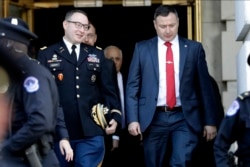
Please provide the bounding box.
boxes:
[76,85,79,89]
[76,67,79,71]
[76,76,79,80]
[76,94,80,98]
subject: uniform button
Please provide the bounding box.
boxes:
[53,68,56,71]
[76,76,79,80]
[76,67,79,71]
[76,85,79,89]
[77,94,80,98]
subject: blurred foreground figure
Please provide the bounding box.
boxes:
[0,68,10,142]
[0,17,60,167]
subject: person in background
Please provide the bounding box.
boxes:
[82,23,127,167]
[0,17,61,167]
[103,45,145,167]
[196,75,224,167]
[126,5,217,167]
[37,10,121,167]
[213,55,250,167]
[82,22,97,47]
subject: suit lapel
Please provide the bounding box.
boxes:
[179,37,188,81]
[149,37,159,81]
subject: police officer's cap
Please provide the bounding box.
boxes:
[0,17,38,45]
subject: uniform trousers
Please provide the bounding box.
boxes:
[54,135,105,167]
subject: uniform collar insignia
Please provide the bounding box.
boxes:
[59,46,65,53]
[84,47,88,53]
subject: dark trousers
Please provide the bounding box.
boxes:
[195,138,216,167]
[0,149,59,167]
[0,156,29,167]
[102,129,145,167]
[143,111,198,167]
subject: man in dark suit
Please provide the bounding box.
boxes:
[196,75,224,167]
[103,45,145,167]
[37,9,121,167]
[126,5,217,167]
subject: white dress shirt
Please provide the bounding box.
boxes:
[63,37,80,61]
[156,36,181,107]
[117,72,125,128]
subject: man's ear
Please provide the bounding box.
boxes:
[63,20,68,30]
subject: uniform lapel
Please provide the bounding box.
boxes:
[55,41,76,65]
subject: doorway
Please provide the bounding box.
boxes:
[34,4,188,76]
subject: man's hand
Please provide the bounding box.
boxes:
[105,119,117,135]
[128,122,142,140]
[203,125,217,141]
[59,139,73,162]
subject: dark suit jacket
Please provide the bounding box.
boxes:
[126,36,217,134]
[37,41,121,140]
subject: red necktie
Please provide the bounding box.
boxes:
[165,42,176,108]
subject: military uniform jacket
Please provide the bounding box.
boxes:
[214,91,250,167]
[37,41,122,139]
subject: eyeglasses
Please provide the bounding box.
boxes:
[85,33,96,39]
[67,20,90,31]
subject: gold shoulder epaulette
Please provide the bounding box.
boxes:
[40,46,47,50]
[96,46,102,50]
[238,91,250,100]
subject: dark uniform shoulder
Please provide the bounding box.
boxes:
[237,91,250,101]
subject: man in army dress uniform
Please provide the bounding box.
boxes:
[37,9,122,167]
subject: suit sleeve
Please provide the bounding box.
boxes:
[125,43,141,123]
[196,43,217,126]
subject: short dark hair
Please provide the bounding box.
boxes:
[154,5,179,20]
[65,9,88,21]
